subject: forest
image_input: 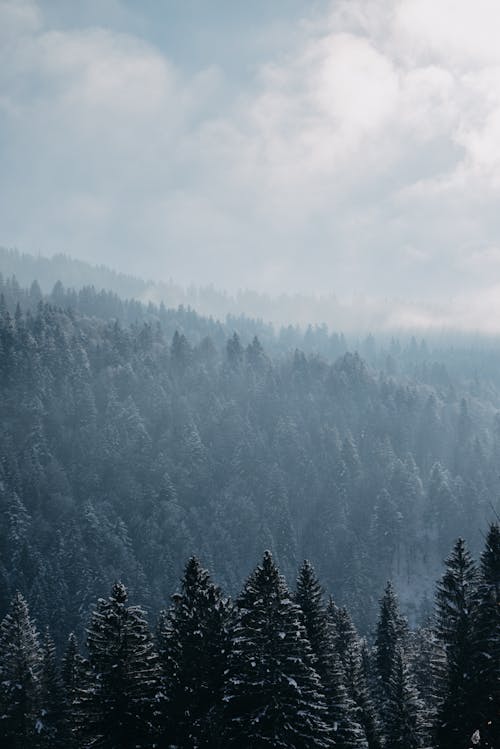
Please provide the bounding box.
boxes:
[0,527,498,748]
[0,268,499,747]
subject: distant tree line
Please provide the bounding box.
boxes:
[0,526,498,748]
[0,286,499,643]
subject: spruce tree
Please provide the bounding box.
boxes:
[61,632,87,748]
[37,629,65,747]
[156,556,231,748]
[0,592,42,749]
[384,645,424,749]
[329,601,382,749]
[296,561,368,748]
[434,537,479,749]
[473,523,500,748]
[375,581,407,692]
[81,581,160,749]
[224,551,334,748]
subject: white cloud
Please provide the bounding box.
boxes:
[2,0,500,327]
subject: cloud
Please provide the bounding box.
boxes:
[2,0,500,328]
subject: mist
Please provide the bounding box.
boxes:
[2,0,500,329]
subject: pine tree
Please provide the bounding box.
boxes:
[295,561,368,748]
[384,645,425,749]
[407,625,441,746]
[473,523,500,748]
[81,582,160,749]
[434,537,479,749]
[156,556,231,748]
[0,592,42,749]
[61,632,87,748]
[37,629,65,747]
[224,551,334,748]
[375,581,407,692]
[329,600,382,749]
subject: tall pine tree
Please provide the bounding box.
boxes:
[0,592,42,749]
[224,551,334,748]
[81,582,160,749]
[384,645,425,749]
[329,600,382,749]
[295,560,368,748]
[375,581,407,693]
[156,556,231,748]
[37,629,65,747]
[434,537,479,749]
[473,523,500,748]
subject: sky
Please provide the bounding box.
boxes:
[2,0,500,327]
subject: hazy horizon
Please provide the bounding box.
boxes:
[2,1,500,328]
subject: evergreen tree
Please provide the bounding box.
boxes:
[37,629,65,747]
[224,551,334,748]
[473,523,500,748]
[295,561,368,748]
[329,601,382,749]
[434,538,479,749]
[375,581,407,692]
[61,632,87,748]
[0,592,42,749]
[156,556,231,748]
[384,645,425,749]
[81,582,160,749]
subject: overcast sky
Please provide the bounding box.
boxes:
[2,0,500,324]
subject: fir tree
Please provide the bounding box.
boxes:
[156,556,231,748]
[224,551,334,748]
[384,645,425,749]
[0,592,42,749]
[81,582,160,749]
[61,632,87,748]
[473,523,500,748]
[434,537,479,749]
[375,581,407,692]
[329,601,382,749]
[296,561,368,748]
[37,629,65,747]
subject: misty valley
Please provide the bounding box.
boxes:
[0,254,498,748]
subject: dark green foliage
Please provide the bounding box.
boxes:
[224,551,334,748]
[0,543,497,748]
[156,557,231,748]
[434,538,479,749]
[37,630,65,747]
[0,592,42,748]
[329,601,382,749]
[61,632,87,748]
[375,581,407,691]
[295,561,368,748]
[474,523,500,748]
[81,582,160,749]
[383,645,424,749]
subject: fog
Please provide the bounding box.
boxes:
[2,1,500,329]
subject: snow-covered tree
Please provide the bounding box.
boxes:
[156,556,231,747]
[37,629,65,747]
[81,581,160,749]
[61,632,87,748]
[384,645,425,749]
[0,592,42,748]
[329,600,382,749]
[296,561,368,748]
[375,581,407,692]
[434,538,479,749]
[224,551,334,748]
[473,523,500,748]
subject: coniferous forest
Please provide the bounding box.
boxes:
[0,530,498,748]
[0,268,499,747]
